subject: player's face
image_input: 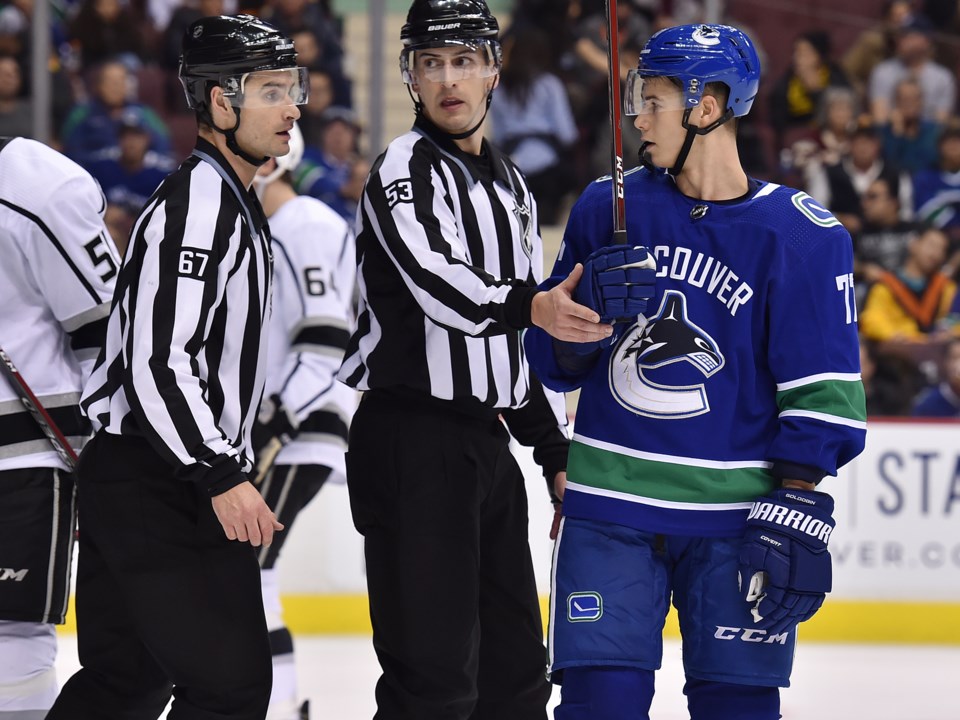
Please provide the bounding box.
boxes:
[231,72,303,160]
[632,77,690,168]
[411,46,499,135]
[233,100,301,161]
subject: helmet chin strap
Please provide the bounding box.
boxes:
[641,105,735,176]
[210,106,270,167]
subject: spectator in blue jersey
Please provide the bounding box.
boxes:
[86,107,175,215]
[913,125,960,245]
[61,60,172,167]
[293,105,368,224]
[912,336,960,415]
[881,77,941,174]
[524,24,867,720]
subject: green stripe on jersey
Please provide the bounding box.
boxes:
[777,378,866,422]
[567,441,776,505]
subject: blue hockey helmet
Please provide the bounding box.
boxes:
[627,24,760,119]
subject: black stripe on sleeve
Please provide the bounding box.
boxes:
[299,408,349,443]
[292,325,351,351]
[0,405,90,448]
[67,314,108,353]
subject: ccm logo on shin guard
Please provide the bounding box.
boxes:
[746,503,833,544]
[714,626,789,644]
[0,568,28,581]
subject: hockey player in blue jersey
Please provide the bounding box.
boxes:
[523,24,868,720]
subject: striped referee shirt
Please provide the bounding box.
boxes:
[82,138,272,493]
[338,116,568,473]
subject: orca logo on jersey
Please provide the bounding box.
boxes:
[609,290,725,418]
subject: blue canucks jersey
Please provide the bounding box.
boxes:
[525,168,867,536]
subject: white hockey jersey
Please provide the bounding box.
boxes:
[266,195,357,482]
[0,137,119,471]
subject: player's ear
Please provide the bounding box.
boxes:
[699,93,721,126]
[210,86,235,123]
[490,73,500,92]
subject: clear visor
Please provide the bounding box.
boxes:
[220,67,309,108]
[624,70,690,116]
[400,40,500,84]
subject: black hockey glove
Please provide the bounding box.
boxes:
[251,395,298,480]
[574,245,656,323]
[738,488,835,636]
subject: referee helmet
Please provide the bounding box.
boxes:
[178,14,306,165]
[179,14,306,116]
[399,0,502,85]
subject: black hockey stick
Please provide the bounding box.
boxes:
[605,0,627,245]
[0,346,79,469]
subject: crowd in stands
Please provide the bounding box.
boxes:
[3,0,960,417]
[0,0,358,228]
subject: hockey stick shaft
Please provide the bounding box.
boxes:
[0,346,79,469]
[252,436,283,486]
[606,0,627,244]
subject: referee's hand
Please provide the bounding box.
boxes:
[211,481,285,547]
[531,264,615,343]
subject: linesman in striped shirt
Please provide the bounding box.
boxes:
[48,16,308,720]
[337,1,615,718]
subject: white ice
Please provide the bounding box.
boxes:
[54,634,959,719]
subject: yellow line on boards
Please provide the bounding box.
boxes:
[55,595,960,645]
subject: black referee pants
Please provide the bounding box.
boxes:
[47,432,272,720]
[346,390,551,720]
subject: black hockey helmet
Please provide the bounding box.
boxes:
[399,0,502,84]
[179,14,302,113]
[178,14,306,166]
[401,0,499,48]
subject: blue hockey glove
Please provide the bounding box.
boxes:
[574,245,656,323]
[552,322,628,374]
[738,487,835,636]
